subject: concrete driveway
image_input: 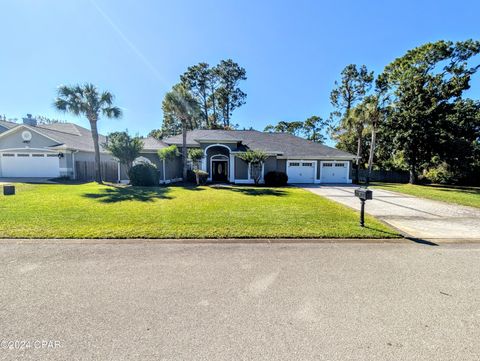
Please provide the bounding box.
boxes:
[1,242,480,361]
[303,185,480,241]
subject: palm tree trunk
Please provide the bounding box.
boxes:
[182,121,188,181]
[89,117,103,184]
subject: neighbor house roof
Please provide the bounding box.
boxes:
[0,122,168,154]
[163,129,355,159]
[142,137,168,152]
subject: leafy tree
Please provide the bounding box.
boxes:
[148,128,164,140]
[103,131,144,173]
[264,121,303,136]
[378,40,480,183]
[214,59,247,128]
[162,84,201,181]
[303,116,328,143]
[54,83,122,183]
[158,145,179,160]
[330,64,374,182]
[238,150,268,185]
[181,63,217,128]
[188,148,204,170]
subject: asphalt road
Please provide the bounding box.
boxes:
[1,242,479,361]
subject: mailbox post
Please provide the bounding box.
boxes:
[354,188,373,227]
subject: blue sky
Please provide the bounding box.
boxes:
[1,0,479,142]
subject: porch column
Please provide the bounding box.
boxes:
[229,154,235,183]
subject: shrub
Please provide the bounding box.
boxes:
[264,171,288,186]
[424,163,457,184]
[128,163,159,186]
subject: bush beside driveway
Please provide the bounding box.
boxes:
[0,183,397,239]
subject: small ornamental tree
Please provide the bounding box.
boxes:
[103,131,144,173]
[238,150,268,185]
[188,148,205,185]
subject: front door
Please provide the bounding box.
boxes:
[212,160,228,182]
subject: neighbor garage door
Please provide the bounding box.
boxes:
[287,161,315,183]
[1,153,60,178]
[320,161,348,183]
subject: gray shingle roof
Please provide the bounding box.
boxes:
[142,137,168,151]
[163,130,355,158]
[1,122,169,153]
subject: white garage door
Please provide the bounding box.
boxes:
[287,161,315,183]
[1,153,60,178]
[320,162,349,183]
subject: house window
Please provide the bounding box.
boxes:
[17,154,30,157]
[2,154,14,157]
[302,162,313,167]
[289,162,300,167]
[335,163,346,167]
[323,163,333,167]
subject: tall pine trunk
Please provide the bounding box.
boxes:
[89,117,103,184]
[182,121,188,181]
[366,125,376,186]
[355,125,363,184]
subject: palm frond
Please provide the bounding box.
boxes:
[102,106,122,119]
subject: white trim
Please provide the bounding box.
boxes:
[0,124,62,144]
[0,147,59,153]
[278,155,355,160]
[209,154,229,182]
[117,162,121,183]
[204,144,232,182]
[229,154,235,182]
[159,177,182,184]
[162,158,166,183]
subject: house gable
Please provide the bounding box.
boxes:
[0,125,62,151]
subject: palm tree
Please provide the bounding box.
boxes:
[54,84,122,183]
[163,84,200,181]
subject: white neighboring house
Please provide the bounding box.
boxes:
[0,115,178,182]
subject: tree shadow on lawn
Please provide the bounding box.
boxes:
[217,186,288,197]
[83,186,173,203]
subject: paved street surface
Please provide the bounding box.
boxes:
[303,185,480,241]
[1,242,479,361]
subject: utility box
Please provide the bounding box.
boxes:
[355,188,373,201]
[3,184,15,196]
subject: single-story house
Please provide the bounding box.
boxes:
[159,129,355,184]
[0,116,356,184]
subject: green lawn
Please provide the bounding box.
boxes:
[0,183,398,239]
[371,182,480,208]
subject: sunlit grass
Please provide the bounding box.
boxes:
[0,183,398,239]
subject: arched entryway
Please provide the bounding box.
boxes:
[203,144,232,182]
